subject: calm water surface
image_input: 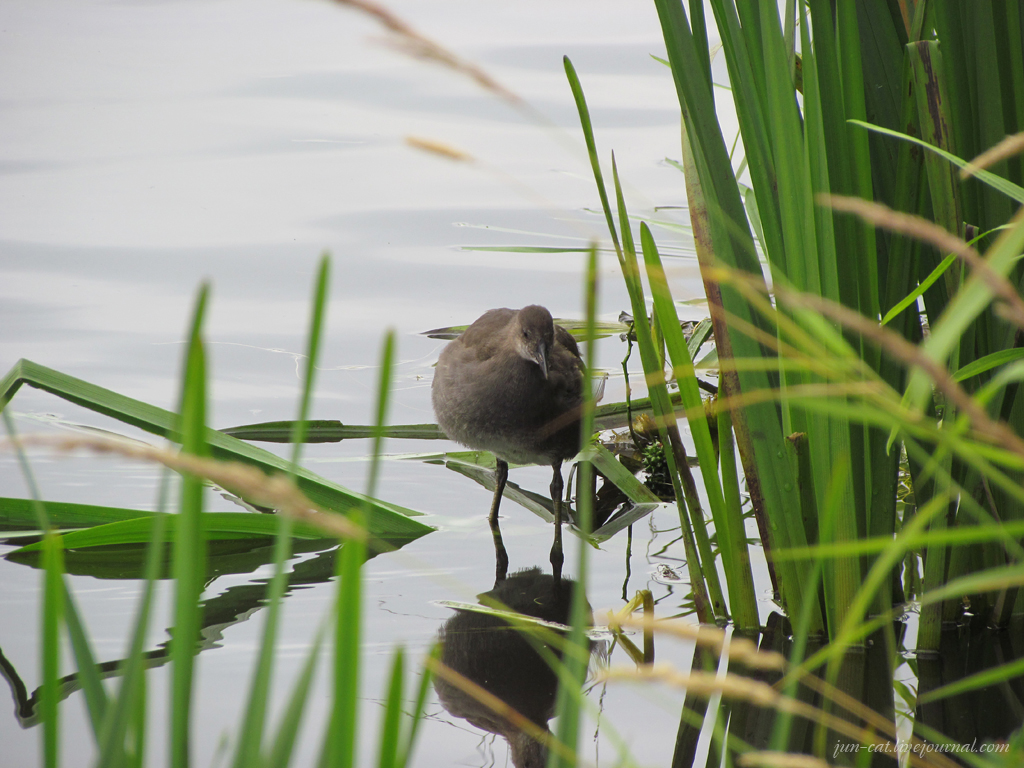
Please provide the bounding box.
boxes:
[0,1,758,765]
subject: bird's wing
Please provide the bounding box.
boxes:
[457,308,516,360]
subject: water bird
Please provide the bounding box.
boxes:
[431,305,587,584]
[434,567,591,767]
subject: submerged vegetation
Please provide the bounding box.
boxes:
[3,0,1024,766]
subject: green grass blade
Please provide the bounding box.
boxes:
[2,411,52,532]
[326,516,365,768]
[95,514,167,768]
[613,156,721,620]
[918,655,1024,705]
[170,285,209,768]
[614,145,719,611]
[62,591,108,740]
[10,512,334,553]
[769,457,843,752]
[918,469,954,650]
[716,405,751,620]
[954,349,1024,382]
[326,331,393,768]
[41,531,64,768]
[880,222,1015,331]
[945,4,1016,232]
[707,0,784,269]
[774,1,864,639]
[289,254,330,455]
[264,622,327,768]
[126,671,146,768]
[582,443,660,504]
[593,390,686,430]
[367,331,395,500]
[656,0,822,631]
[0,497,157,534]
[850,119,1024,204]
[904,213,1024,416]
[909,41,964,244]
[425,316,628,343]
[791,495,951,672]
[640,221,758,629]
[550,244,599,768]
[4,411,70,764]
[563,56,621,257]
[461,245,594,253]
[879,249,958,325]
[395,646,436,768]
[0,359,431,538]
[376,648,405,768]
[802,8,879,626]
[686,318,714,359]
[836,0,880,321]
[2,414,111,744]
[687,0,711,88]
[221,421,444,443]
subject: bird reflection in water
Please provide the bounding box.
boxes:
[434,567,592,768]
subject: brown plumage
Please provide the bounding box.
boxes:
[431,305,585,583]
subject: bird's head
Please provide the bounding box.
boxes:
[514,305,555,379]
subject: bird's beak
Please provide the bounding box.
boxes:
[536,341,549,379]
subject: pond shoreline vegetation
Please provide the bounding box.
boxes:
[3,0,1024,765]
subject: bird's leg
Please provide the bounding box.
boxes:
[489,514,509,586]
[549,459,564,585]
[489,460,510,585]
[489,459,509,524]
